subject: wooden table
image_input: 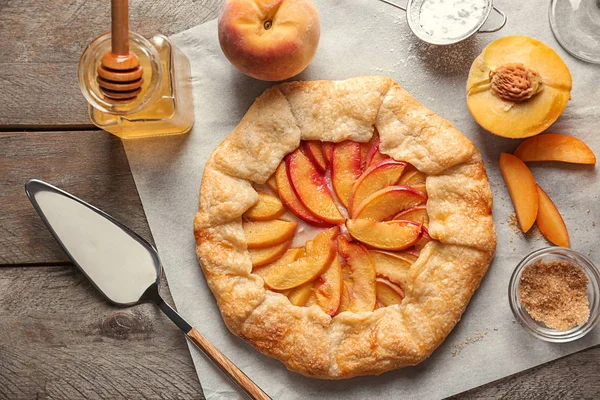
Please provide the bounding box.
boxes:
[1,1,598,398]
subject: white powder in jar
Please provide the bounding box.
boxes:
[419,0,487,40]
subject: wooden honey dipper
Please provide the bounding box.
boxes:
[97,0,143,102]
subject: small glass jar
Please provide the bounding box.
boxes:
[509,247,600,342]
[78,32,194,139]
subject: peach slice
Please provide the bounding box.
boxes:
[353,186,427,220]
[369,250,414,286]
[244,191,285,221]
[313,256,343,316]
[337,279,352,313]
[275,161,328,226]
[287,150,345,224]
[337,235,376,312]
[365,138,390,166]
[394,205,429,227]
[346,219,422,251]
[348,159,407,214]
[360,137,376,169]
[264,227,339,290]
[536,185,569,247]
[243,219,297,249]
[249,239,292,267]
[253,247,304,278]
[266,173,278,193]
[332,141,363,208]
[514,133,596,165]
[376,277,405,307]
[322,142,334,166]
[499,153,538,233]
[287,281,314,306]
[398,166,427,187]
[303,141,328,172]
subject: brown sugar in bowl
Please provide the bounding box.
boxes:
[509,247,600,342]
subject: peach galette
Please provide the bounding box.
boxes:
[194,76,496,379]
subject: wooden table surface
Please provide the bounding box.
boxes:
[1,0,598,399]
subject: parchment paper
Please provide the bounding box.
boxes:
[123,0,600,398]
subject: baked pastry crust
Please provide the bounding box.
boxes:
[194,76,496,379]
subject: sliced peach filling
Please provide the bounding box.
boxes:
[243,138,432,316]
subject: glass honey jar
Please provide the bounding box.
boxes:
[78,32,194,139]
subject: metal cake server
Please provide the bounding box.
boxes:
[25,179,270,400]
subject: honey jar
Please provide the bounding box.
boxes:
[78,32,194,139]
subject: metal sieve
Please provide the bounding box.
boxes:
[379,0,507,45]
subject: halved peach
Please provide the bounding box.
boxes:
[322,142,334,166]
[394,205,429,227]
[353,186,427,220]
[244,191,286,221]
[264,227,339,290]
[337,235,376,312]
[287,150,345,224]
[303,141,328,172]
[346,219,422,251]
[287,281,314,306]
[249,239,292,267]
[369,250,414,286]
[536,185,569,247]
[253,247,304,278]
[243,219,297,248]
[348,159,407,214]
[376,277,405,307]
[275,161,328,226]
[313,256,343,316]
[332,141,363,208]
[514,133,596,165]
[365,138,390,166]
[266,173,278,193]
[499,153,538,233]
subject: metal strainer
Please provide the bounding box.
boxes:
[379,0,507,45]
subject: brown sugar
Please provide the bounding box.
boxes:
[518,259,590,331]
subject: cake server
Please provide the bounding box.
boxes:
[25,179,270,400]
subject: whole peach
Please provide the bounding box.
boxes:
[218,0,320,81]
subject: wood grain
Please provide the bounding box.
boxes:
[0,130,153,265]
[187,328,271,400]
[0,264,203,400]
[0,0,224,128]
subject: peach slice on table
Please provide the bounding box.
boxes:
[287,149,345,225]
[252,247,304,278]
[264,227,339,290]
[499,153,538,233]
[313,256,343,316]
[322,142,334,166]
[365,138,390,167]
[353,186,427,220]
[514,133,596,165]
[303,141,328,172]
[266,173,278,193]
[348,159,407,214]
[275,161,328,226]
[536,185,569,247]
[332,141,363,208]
[376,277,405,307]
[346,219,422,251]
[244,191,286,221]
[369,250,414,286]
[394,205,429,227]
[337,235,376,312]
[287,281,314,306]
[243,219,297,249]
[248,239,292,267]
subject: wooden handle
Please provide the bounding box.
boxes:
[111,0,129,55]
[187,328,271,400]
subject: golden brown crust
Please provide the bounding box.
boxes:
[194,76,496,379]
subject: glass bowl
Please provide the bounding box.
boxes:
[509,247,600,342]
